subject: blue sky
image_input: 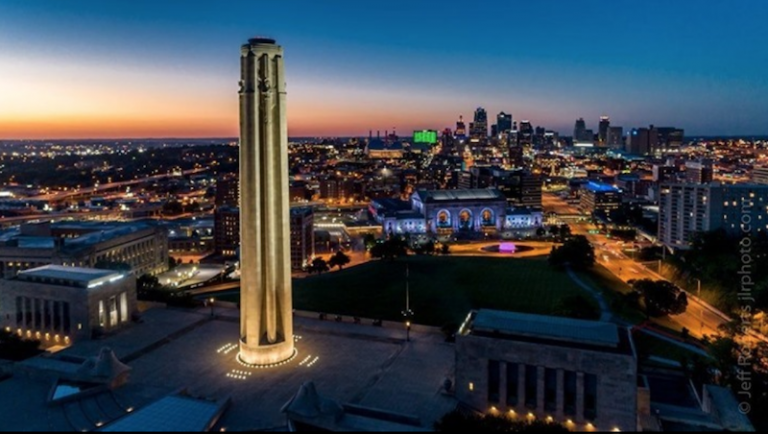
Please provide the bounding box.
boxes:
[1,0,767,138]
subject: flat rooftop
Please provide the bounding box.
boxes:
[584,181,621,194]
[18,265,123,289]
[416,189,506,203]
[467,309,621,349]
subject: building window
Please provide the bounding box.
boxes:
[63,303,71,335]
[99,300,106,328]
[506,363,519,407]
[564,371,577,416]
[109,296,118,327]
[488,360,501,404]
[43,300,51,330]
[584,374,598,420]
[525,365,538,409]
[15,297,23,326]
[545,368,557,412]
[24,298,32,327]
[34,298,41,329]
[53,301,61,332]
[120,292,128,323]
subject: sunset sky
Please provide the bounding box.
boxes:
[1,0,767,139]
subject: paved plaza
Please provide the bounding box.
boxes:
[0,307,457,431]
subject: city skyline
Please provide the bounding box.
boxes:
[2,0,768,139]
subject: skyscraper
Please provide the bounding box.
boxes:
[497,112,513,134]
[518,120,533,146]
[607,126,623,149]
[455,115,467,138]
[238,37,295,366]
[598,116,610,145]
[573,118,587,143]
[471,107,488,138]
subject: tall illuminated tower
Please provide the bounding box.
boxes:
[238,37,295,366]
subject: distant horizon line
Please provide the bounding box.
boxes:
[2,133,768,142]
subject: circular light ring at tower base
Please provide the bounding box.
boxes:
[236,348,299,369]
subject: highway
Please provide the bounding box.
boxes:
[543,192,730,339]
[30,167,210,202]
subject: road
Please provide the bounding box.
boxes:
[30,167,210,202]
[543,192,730,339]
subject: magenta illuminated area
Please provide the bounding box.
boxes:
[499,243,517,254]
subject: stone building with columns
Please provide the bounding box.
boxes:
[455,310,638,432]
[0,265,137,345]
[370,189,543,236]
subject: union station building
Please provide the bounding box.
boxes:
[370,189,543,236]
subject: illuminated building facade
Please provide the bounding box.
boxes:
[659,183,768,249]
[0,265,137,344]
[371,189,543,235]
[214,206,240,257]
[0,222,169,279]
[289,207,314,270]
[471,107,488,139]
[238,37,294,365]
[754,166,768,185]
[456,310,638,432]
[579,182,622,214]
[598,116,610,145]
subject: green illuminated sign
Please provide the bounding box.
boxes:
[413,130,437,144]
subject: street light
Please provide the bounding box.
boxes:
[402,264,414,342]
[208,298,215,319]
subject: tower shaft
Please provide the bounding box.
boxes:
[238,38,294,366]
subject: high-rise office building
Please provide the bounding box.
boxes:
[238,37,294,366]
[497,112,513,134]
[626,128,650,155]
[289,207,314,270]
[607,126,624,149]
[455,115,467,138]
[655,127,684,150]
[753,166,768,185]
[215,174,239,207]
[471,107,488,139]
[598,116,610,145]
[518,120,533,146]
[659,183,768,249]
[685,160,714,184]
[574,118,587,142]
[214,206,240,257]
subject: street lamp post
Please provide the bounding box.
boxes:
[402,264,414,342]
[696,279,703,335]
[208,298,215,319]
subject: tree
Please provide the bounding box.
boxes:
[536,227,546,237]
[138,274,160,292]
[328,251,351,271]
[435,410,568,433]
[630,279,688,318]
[548,235,595,270]
[441,243,451,255]
[423,240,436,255]
[559,224,572,240]
[0,330,42,361]
[363,233,377,251]
[162,200,184,215]
[310,257,329,275]
[370,236,409,261]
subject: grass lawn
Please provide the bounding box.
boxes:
[577,265,647,325]
[291,256,597,327]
